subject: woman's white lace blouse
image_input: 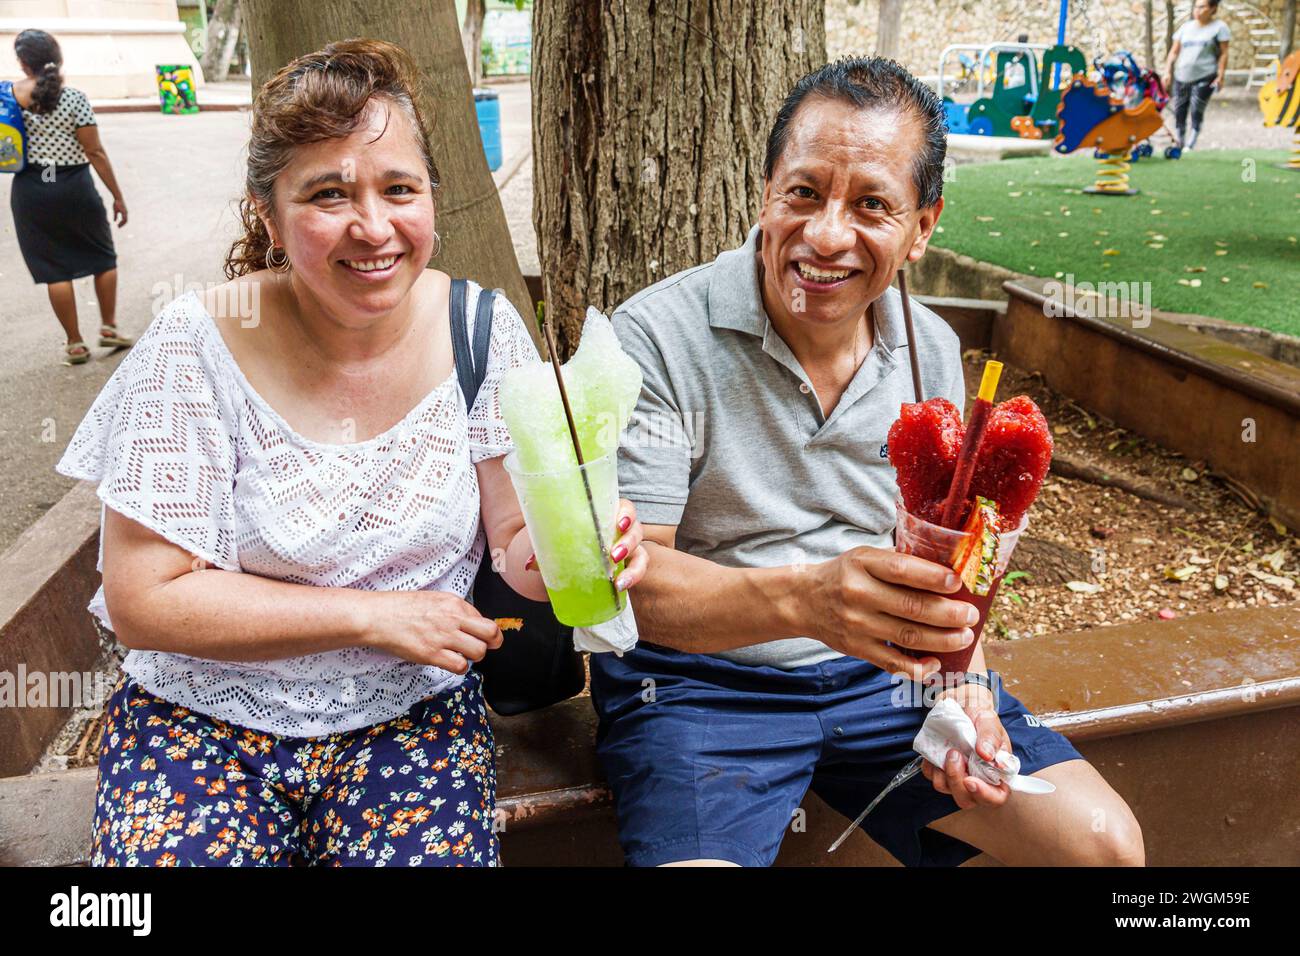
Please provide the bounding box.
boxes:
[56,285,539,736]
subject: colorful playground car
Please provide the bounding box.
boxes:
[938,41,1088,139]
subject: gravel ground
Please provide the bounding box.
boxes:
[1174,84,1298,153]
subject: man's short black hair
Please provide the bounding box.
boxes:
[763,56,948,209]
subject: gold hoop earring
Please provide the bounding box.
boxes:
[430,232,442,259]
[265,245,291,274]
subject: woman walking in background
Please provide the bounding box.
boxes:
[9,29,131,365]
[1164,0,1231,151]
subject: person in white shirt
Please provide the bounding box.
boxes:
[1164,0,1231,149]
[57,38,649,867]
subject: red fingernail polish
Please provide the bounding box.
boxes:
[611,545,628,562]
[618,516,632,533]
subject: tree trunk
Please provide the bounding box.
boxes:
[215,6,242,83]
[533,0,826,355]
[463,0,486,87]
[239,0,534,331]
[876,0,904,60]
[1164,0,1175,54]
[1143,0,1155,71]
[201,0,240,78]
[1283,0,1297,58]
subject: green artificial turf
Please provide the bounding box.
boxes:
[930,149,1300,336]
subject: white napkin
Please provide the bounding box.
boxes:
[572,597,639,655]
[913,697,1056,795]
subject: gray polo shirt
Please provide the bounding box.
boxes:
[613,225,966,669]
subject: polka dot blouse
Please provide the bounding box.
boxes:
[22,86,96,166]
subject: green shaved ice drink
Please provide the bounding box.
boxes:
[500,309,643,627]
[504,450,625,626]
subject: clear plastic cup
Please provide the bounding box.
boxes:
[893,496,1028,676]
[503,450,627,628]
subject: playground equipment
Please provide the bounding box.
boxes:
[1054,74,1164,195]
[938,41,1088,139]
[1258,49,1300,170]
[1093,49,1181,162]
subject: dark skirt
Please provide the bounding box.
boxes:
[10,162,117,284]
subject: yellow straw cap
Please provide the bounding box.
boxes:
[977,360,1003,403]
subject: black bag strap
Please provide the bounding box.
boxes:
[450,278,495,409]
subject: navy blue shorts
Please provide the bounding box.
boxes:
[589,642,1082,867]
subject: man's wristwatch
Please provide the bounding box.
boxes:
[930,670,999,708]
[960,671,996,693]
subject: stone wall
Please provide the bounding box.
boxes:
[826,0,1295,78]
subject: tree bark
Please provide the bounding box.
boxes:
[1143,0,1155,70]
[1164,0,1175,54]
[201,0,240,78]
[533,0,826,355]
[876,0,904,60]
[462,0,486,86]
[1283,0,1297,58]
[239,0,534,331]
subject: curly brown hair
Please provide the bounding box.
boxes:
[224,38,441,279]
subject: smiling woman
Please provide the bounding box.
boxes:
[52,38,651,868]
[224,39,442,283]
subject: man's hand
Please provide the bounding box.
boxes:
[804,546,979,682]
[920,682,1013,809]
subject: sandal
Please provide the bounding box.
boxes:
[63,342,90,366]
[98,325,133,349]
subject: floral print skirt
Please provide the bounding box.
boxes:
[91,670,498,866]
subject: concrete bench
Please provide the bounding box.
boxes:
[6,603,1297,866]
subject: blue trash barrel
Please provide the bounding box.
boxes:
[474,88,502,172]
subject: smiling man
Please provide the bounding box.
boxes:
[590,57,1145,867]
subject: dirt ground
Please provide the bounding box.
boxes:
[963,350,1298,641]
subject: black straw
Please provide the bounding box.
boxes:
[896,269,924,403]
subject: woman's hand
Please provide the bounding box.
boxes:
[523,498,649,592]
[360,590,503,674]
[609,498,648,592]
[920,682,1013,809]
[112,198,128,227]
